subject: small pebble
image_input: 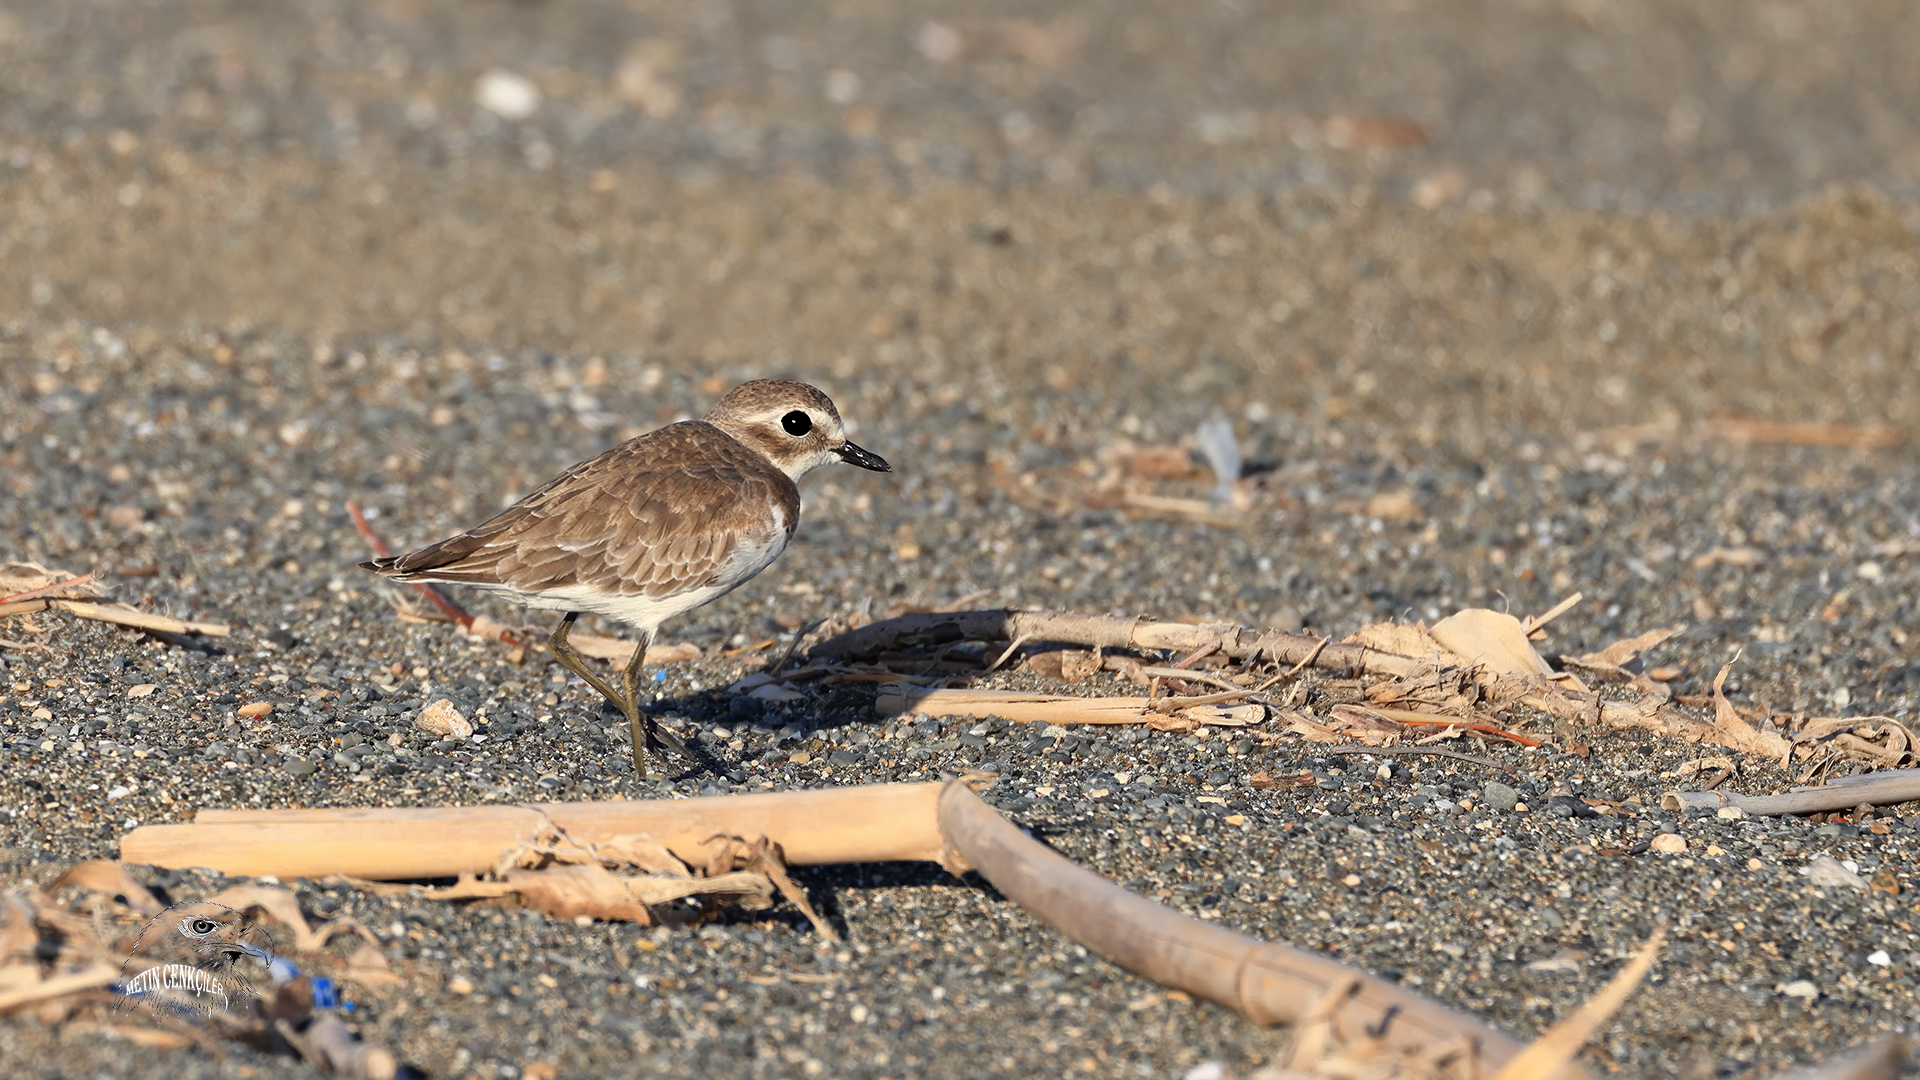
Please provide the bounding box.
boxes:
[1806,855,1868,891]
[416,699,475,739]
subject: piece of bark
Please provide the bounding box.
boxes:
[932,781,1575,1079]
[121,783,955,880]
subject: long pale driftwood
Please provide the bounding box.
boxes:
[121,783,955,879]
[129,780,1575,1075]
[932,781,1570,1079]
[811,609,1420,676]
[875,686,1263,727]
[1662,769,1920,817]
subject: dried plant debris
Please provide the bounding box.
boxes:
[815,604,1913,779]
[0,865,399,1076]
[345,828,827,937]
[0,561,228,643]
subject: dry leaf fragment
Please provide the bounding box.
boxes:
[592,834,693,877]
[1428,609,1553,677]
[204,884,326,953]
[1710,659,1793,762]
[342,942,403,987]
[49,861,165,917]
[1567,624,1687,673]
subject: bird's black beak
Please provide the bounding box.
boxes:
[835,440,891,472]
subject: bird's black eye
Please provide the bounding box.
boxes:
[782,411,812,437]
[186,918,218,935]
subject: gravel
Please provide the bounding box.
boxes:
[4,1,1920,1078]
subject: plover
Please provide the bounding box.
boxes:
[362,379,890,776]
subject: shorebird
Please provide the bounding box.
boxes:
[362,379,891,776]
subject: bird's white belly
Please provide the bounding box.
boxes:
[500,526,791,633]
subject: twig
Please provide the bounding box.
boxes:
[348,499,525,651]
[1283,635,1331,678]
[1168,641,1220,670]
[1325,745,1517,775]
[1663,768,1920,817]
[984,632,1033,675]
[0,571,95,606]
[0,599,231,638]
[1149,688,1261,713]
[1360,706,1542,748]
[1521,592,1582,636]
[1138,666,1246,693]
[771,617,827,678]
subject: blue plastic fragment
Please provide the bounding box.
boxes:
[311,977,338,1010]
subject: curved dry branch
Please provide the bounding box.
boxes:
[933,781,1578,1080]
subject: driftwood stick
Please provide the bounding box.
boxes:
[812,609,1421,678]
[122,783,954,880]
[933,782,1570,1079]
[876,687,1261,727]
[1663,770,1920,817]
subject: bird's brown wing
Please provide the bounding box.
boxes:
[365,422,800,598]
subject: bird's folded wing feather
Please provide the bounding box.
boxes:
[380,428,796,597]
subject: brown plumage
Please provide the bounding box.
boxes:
[361,379,891,776]
[374,421,801,599]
